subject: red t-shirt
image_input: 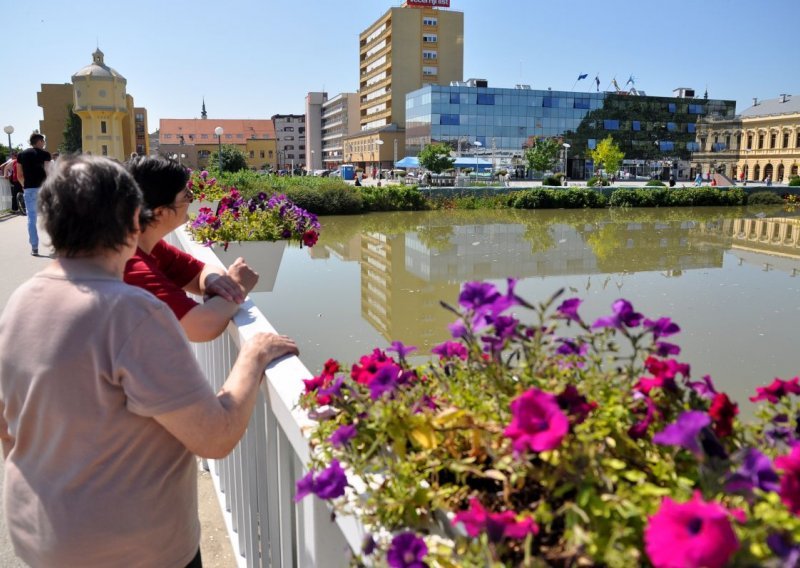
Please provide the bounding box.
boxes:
[124,240,205,320]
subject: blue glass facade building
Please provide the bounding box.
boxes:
[406,84,736,178]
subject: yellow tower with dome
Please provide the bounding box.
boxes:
[71,49,131,160]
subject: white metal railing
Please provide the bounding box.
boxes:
[167,228,368,568]
[0,178,11,211]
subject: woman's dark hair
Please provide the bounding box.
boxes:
[125,156,189,224]
[39,156,149,257]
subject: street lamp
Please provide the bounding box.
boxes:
[474,140,482,181]
[311,149,315,173]
[562,143,571,182]
[214,126,224,172]
[3,125,13,154]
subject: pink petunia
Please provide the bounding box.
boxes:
[775,445,800,516]
[453,498,538,543]
[503,388,569,454]
[750,377,800,404]
[644,492,739,568]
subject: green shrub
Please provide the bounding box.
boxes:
[609,188,670,207]
[542,175,562,186]
[666,188,747,206]
[283,184,364,215]
[747,191,785,205]
[510,188,607,209]
[587,176,609,187]
[788,176,800,187]
[645,179,666,187]
[359,184,428,212]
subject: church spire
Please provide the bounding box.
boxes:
[201,98,207,119]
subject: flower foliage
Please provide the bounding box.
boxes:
[188,187,320,249]
[186,168,226,201]
[297,280,800,567]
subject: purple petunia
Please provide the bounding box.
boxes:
[329,424,357,448]
[448,319,468,339]
[459,281,500,313]
[767,533,800,568]
[387,341,417,360]
[556,297,583,323]
[592,299,644,330]
[294,460,348,502]
[368,363,403,400]
[653,411,711,458]
[726,448,781,494]
[644,317,681,339]
[386,532,428,568]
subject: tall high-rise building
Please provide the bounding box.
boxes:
[305,92,360,171]
[358,3,463,131]
[305,92,327,171]
[346,2,463,172]
[37,84,73,153]
[272,114,305,170]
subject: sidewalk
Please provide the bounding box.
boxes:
[0,211,235,567]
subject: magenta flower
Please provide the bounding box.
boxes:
[555,337,588,357]
[591,299,643,330]
[653,411,711,458]
[628,395,659,440]
[431,341,468,360]
[726,448,780,494]
[453,498,538,543]
[556,385,597,426]
[645,492,739,568]
[504,388,570,454]
[775,445,800,516]
[556,297,582,323]
[686,374,718,400]
[386,532,428,568]
[750,377,800,404]
[448,319,468,339]
[329,424,357,448]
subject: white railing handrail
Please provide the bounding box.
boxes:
[169,227,369,567]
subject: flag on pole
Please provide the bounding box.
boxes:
[577,73,588,81]
[595,75,600,91]
[626,75,635,86]
[612,78,621,91]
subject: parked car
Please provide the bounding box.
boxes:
[329,169,342,178]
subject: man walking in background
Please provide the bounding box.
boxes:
[15,133,51,255]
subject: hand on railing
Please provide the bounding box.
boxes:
[226,257,260,298]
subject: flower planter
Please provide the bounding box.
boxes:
[211,240,286,293]
[188,200,219,216]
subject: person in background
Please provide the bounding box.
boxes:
[695,173,702,186]
[124,156,259,342]
[16,133,51,255]
[669,174,676,188]
[0,155,299,567]
[2,151,24,215]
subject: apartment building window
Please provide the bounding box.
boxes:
[687,123,695,133]
[758,133,764,149]
[422,50,437,60]
[101,145,108,156]
[770,132,777,148]
[135,113,144,121]
[783,132,790,148]
[201,134,209,139]
[667,103,677,113]
[285,136,294,140]
[100,121,107,134]
[796,132,800,148]
[688,104,704,114]
[285,145,295,150]
[726,135,731,148]
[440,114,459,125]
[249,151,255,158]
[269,151,274,158]
[236,134,244,139]
[284,127,294,132]
[573,98,590,109]
[299,127,305,134]
[632,120,641,131]
[423,34,437,43]
[588,139,597,150]
[603,119,620,130]
[476,93,495,105]
[423,17,437,26]
[164,134,172,139]
[542,97,555,108]
[226,134,233,140]
[667,122,677,132]
[299,145,305,150]
[423,66,438,76]
[260,151,265,158]
[747,134,753,149]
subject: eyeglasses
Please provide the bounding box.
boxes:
[177,187,194,204]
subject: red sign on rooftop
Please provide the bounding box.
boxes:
[405,0,450,7]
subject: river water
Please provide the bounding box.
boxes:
[249,206,800,408]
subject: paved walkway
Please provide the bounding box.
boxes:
[0,211,235,567]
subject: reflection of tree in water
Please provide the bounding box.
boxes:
[584,223,627,261]
[522,223,555,254]
[415,225,455,252]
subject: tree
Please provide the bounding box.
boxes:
[524,138,561,174]
[60,104,83,154]
[418,143,455,174]
[209,144,248,173]
[590,136,625,178]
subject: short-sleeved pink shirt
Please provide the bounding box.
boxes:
[0,267,216,567]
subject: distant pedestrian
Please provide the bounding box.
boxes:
[739,171,745,183]
[669,175,676,188]
[16,133,52,255]
[695,173,702,186]
[765,174,772,187]
[2,151,24,215]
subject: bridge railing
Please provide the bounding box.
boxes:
[167,227,368,568]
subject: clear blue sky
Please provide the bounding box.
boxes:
[2,0,796,146]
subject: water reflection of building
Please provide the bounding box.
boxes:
[361,232,459,351]
[317,213,800,352]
